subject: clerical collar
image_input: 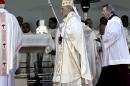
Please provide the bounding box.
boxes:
[108,14,117,20]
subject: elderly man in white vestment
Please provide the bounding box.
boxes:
[83,25,101,86]
[0,0,22,86]
[53,0,92,86]
[96,4,130,86]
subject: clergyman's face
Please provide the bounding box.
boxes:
[102,7,109,19]
[22,24,30,33]
[61,6,69,17]
[48,20,57,29]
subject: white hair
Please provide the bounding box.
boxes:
[65,5,74,11]
[103,4,115,13]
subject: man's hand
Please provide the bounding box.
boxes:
[95,38,101,42]
[49,50,56,55]
[58,35,62,44]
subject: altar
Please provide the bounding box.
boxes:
[19,34,52,53]
[16,34,54,86]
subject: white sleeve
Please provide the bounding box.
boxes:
[13,15,23,69]
[64,20,82,41]
[102,21,121,49]
[14,16,23,52]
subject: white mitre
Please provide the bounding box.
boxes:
[62,0,74,6]
[36,19,48,34]
[62,0,80,18]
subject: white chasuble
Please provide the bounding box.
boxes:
[0,8,22,86]
[53,12,92,86]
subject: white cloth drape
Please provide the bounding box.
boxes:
[83,25,101,86]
